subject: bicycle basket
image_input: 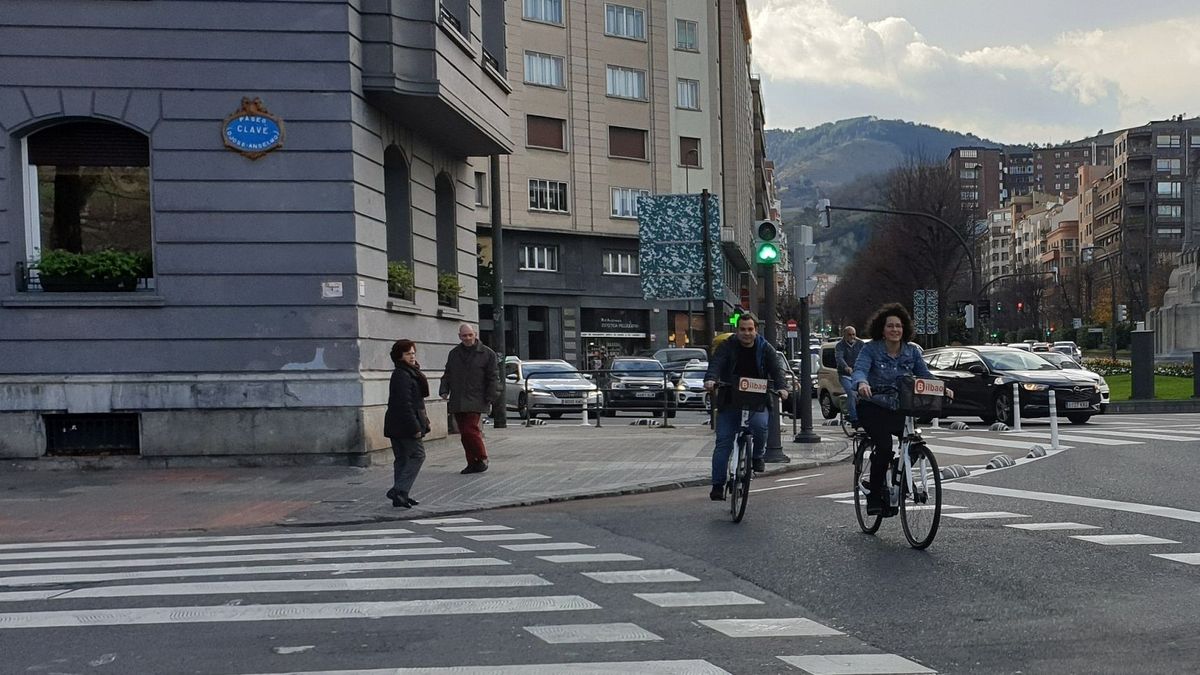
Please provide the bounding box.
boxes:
[897,376,944,416]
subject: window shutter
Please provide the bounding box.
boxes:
[27,121,149,167]
[528,116,565,149]
[609,126,647,159]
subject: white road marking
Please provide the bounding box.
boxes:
[943,483,1200,524]
[537,553,642,564]
[0,574,553,602]
[1002,431,1138,446]
[1005,522,1100,531]
[920,444,996,456]
[1071,534,1180,546]
[943,512,1028,520]
[0,528,416,551]
[775,473,824,483]
[464,533,551,542]
[817,492,854,499]
[1070,429,1200,442]
[0,557,509,587]
[236,660,732,675]
[1153,553,1200,565]
[581,569,699,584]
[699,617,843,637]
[499,543,594,552]
[937,436,1072,450]
[0,537,440,562]
[750,483,806,493]
[523,622,663,643]
[777,653,936,674]
[411,517,482,525]
[0,595,600,630]
[271,645,315,655]
[436,525,513,532]
[634,591,763,607]
[0,547,475,574]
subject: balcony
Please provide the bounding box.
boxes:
[361,1,513,157]
[1126,188,1146,205]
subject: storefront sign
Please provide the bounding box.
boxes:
[223,97,284,160]
[581,309,647,337]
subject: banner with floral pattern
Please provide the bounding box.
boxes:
[636,193,723,301]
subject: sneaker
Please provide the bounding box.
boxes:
[459,464,476,474]
[709,485,725,501]
[752,458,766,473]
[476,460,489,473]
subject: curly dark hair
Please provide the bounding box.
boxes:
[865,302,915,343]
[390,339,416,366]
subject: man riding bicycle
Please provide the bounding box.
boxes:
[704,312,790,501]
[835,325,864,427]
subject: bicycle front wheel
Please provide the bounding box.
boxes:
[852,438,881,534]
[730,435,750,523]
[840,414,855,438]
[900,443,942,549]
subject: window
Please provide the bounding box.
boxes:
[526,115,566,150]
[606,66,646,100]
[474,171,487,207]
[605,4,645,39]
[603,251,639,275]
[960,169,978,180]
[1156,134,1181,148]
[679,137,700,167]
[1157,181,1182,198]
[609,126,647,159]
[676,18,698,50]
[960,190,979,200]
[524,51,565,87]
[1157,204,1182,218]
[959,149,977,158]
[1157,158,1181,173]
[440,0,469,36]
[384,147,413,293]
[611,187,650,218]
[23,120,153,289]
[523,0,562,24]
[519,244,559,271]
[677,78,700,110]
[435,172,457,275]
[1157,226,1184,237]
[529,179,569,213]
[1192,135,1200,147]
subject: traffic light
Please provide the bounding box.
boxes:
[1016,301,1024,313]
[727,310,742,328]
[1116,304,1127,323]
[754,220,782,265]
[816,198,831,228]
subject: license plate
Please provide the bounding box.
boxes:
[635,391,656,398]
[1065,400,1090,409]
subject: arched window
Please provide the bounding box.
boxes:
[383,146,413,299]
[23,120,152,290]
[435,173,459,307]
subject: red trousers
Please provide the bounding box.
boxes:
[454,412,488,463]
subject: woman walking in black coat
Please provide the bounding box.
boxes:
[384,339,430,508]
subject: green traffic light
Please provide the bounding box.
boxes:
[728,312,741,327]
[755,241,780,264]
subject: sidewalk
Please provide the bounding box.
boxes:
[0,419,851,543]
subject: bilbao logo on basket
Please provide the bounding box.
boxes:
[738,377,769,394]
[913,378,945,396]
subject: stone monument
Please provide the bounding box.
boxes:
[1147,247,1200,358]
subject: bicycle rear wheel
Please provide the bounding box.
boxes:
[852,437,881,534]
[900,443,942,549]
[730,435,750,523]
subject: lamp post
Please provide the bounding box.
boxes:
[683,147,701,345]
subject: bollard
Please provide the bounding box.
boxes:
[579,397,593,427]
[931,416,940,430]
[1194,352,1200,399]
[1047,389,1060,451]
[1011,382,1022,432]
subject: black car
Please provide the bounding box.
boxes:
[599,357,675,417]
[653,347,709,382]
[924,345,1102,425]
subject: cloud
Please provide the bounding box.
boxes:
[749,0,1200,142]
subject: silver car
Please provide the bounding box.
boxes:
[1036,351,1109,413]
[504,359,600,419]
[674,361,709,409]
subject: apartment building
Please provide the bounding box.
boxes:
[1003,150,1034,199]
[1076,164,1110,250]
[948,146,1004,215]
[980,191,1059,285]
[1031,134,1115,197]
[473,0,763,362]
[0,2,511,460]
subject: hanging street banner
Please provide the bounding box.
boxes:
[912,289,939,335]
[637,193,723,301]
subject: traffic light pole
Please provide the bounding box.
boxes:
[793,294,819,443]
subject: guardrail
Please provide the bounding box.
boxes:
[516,369,694,428]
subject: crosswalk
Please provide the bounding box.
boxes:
[0,517,937,674]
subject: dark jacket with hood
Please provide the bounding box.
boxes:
[704,334,789,411]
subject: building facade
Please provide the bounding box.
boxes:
[473,0,763,363]
[947,146,1003,215]
[0,1,511,460]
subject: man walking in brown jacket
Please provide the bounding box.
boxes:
[440,323,501,474]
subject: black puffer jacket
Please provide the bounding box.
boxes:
[384,363,430,439]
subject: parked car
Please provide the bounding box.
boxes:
[816,341,847,419]
[788,351,821,398]
[1031,342,1051,352]
[1052,341,1082,360]
[503,359,600,419]
[653,347,709,382]
[1036,351,1109,413]
[1006,342,1033,352]
[923,345,1102,425]
[599,357,674,417]
[673,360,709,410]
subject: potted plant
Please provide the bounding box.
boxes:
[387,261,414,300]
[33,249,151,292]
[437,271,462,307]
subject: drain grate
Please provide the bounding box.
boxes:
[44,413,140,456]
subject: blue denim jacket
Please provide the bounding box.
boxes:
[850,341,932,411]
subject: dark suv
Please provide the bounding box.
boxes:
[599,357,674,417]
[924,345,1101,424]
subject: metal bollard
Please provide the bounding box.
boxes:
[1011,382,1022,432]
[1047,389,1060,451]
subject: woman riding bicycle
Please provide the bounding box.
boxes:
[851,302,951,515]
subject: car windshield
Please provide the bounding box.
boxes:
[614,360,664,372]
[523,363,585,380]
[1038,353,1082,369]
[655,349,707,365]
[982,350,1060,371]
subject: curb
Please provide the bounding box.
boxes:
[1107,399,1200,413]
[277,441,853,528]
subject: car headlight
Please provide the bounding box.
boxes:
[676,383,686,391]
[1021,383,1049,392]
[586,391,600,400]
[610,381,625,390]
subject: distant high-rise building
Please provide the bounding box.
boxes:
[947,146,1004,215]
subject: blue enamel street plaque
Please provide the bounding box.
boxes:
[222,97,285,160]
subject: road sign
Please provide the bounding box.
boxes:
[787,319,798,331]
[1072,317,1083,329]
[964,303,975,329]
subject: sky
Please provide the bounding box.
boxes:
[748,0,1200,144]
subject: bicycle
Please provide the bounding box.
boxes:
[852,382,945,549]
[713,380,779,523]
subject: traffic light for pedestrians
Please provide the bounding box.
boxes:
[754,220,782,265]
[1017,301,1024,313]
[1116,304,1127,323]
[727,310,742,328]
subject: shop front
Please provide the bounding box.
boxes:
[580,308,651,361]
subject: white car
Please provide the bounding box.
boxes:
[1036,351,1109,413]
[1052,341,1082,360]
